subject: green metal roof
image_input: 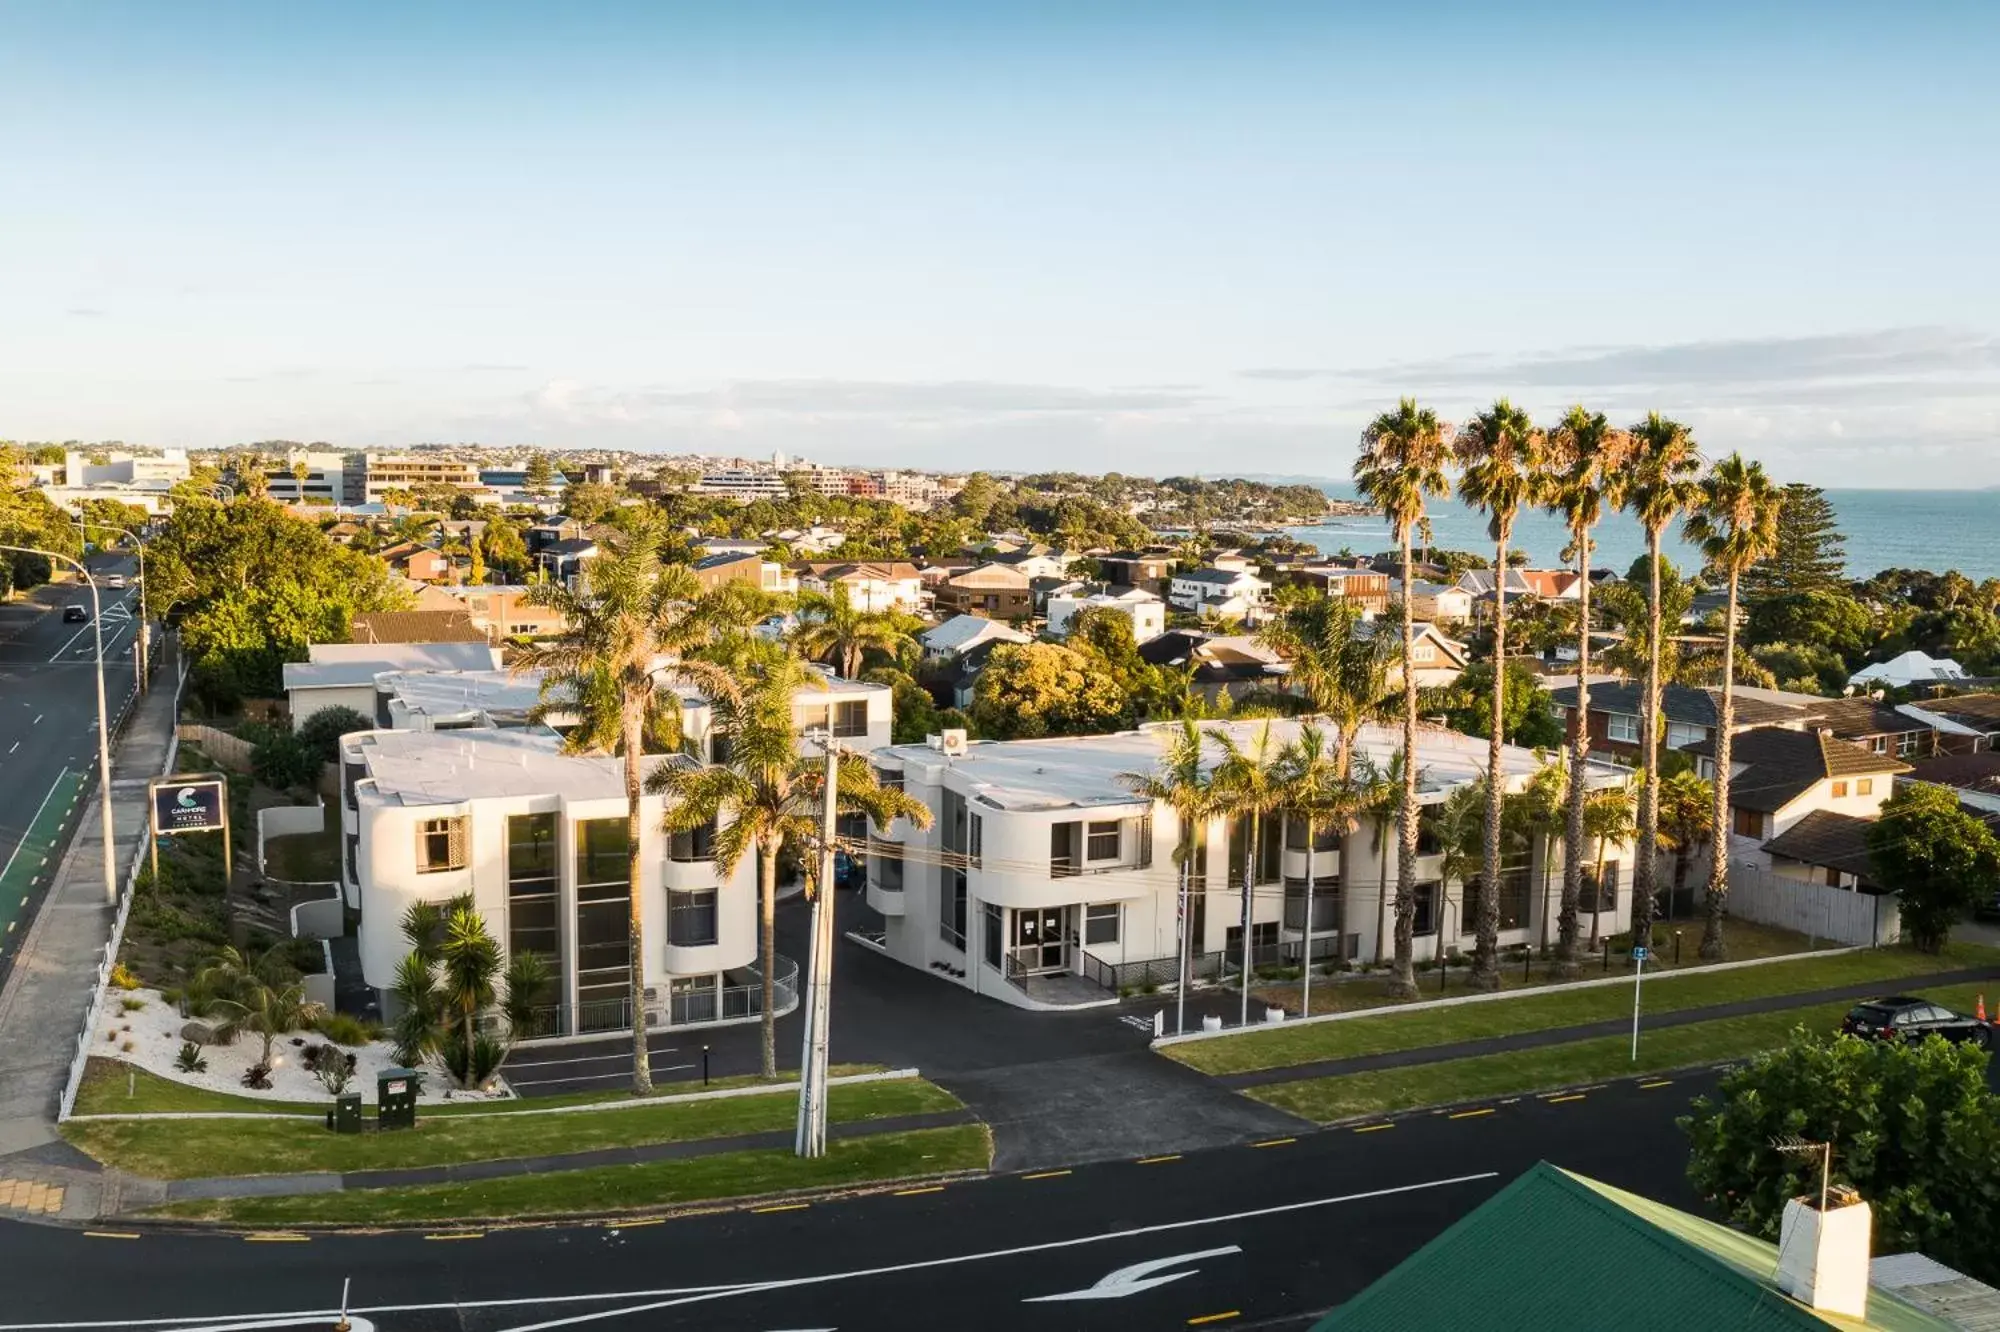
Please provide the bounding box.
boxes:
[1312,1163,1955,1332]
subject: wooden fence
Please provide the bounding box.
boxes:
[1705,861,1901,947]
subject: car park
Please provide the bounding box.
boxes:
[1841,996,1991,1048]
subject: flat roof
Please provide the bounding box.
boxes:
[354,727,693,806]
[378,668,549,720]
[879,718,1620,814]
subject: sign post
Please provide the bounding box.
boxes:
[1630,944,1648,1061]
[146,774,230,884]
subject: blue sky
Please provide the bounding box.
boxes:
[4,2,1997,483]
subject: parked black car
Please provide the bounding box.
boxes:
[62,604,88,623]
[1841,996,1991,1048]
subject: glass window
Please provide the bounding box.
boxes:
[875,764,904,791]
[1086,820,1121,861]
[1286,820,1341,852]
[870,840,903,893]
[1580,860,1621,914]
[940,868,967,950]
[1084,903,1120,946]
[1733,806,1764,838]
[416,817,467,873]
[1412,881,1440,936]
[1897,732,1919,757]
[1607,713,1640,743]
[982,902,1002,968]
[668,889,718,946]
[575,818,630,890]
[1870,736,1889,754]
[669,820,716,863]
[833,699,868,737]
[969,813,983,865]
[1496,867,1531,932]
[1666,722,1706,750]
[1857,778,1873,796]
[1831,780,1848,798]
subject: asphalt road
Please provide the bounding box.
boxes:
[0,1067,1718,1331]
[0,554,144,980]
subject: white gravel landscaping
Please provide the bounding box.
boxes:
[97,988,511,1105]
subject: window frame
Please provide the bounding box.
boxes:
[1606,712,1640,744]
[1083,903,1120,946]
[1831,780,1849,798]
[416,816,468,874]
[1085,820,1121,863]
[667,887,719,947]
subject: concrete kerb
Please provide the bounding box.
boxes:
[66,1066,925,1123]
[1151,944,1872,1049]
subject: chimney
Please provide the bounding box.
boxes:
[1776,1187,1871,1318]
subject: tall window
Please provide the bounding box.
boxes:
[573,818,632,1027]
[668,889,718,946]
[832,699,868,737]
[668,820,716,863]
[941,868,967,950]
[1083,902,1120,946]
[1580,860,1621,914]
[1496,866,1531,932]
[1413,881,1441,936]
[1607,713,1640,744]
[1086,820,1121,862]
[870,838,904,893]
[506,813,561,1023]
[416,816,467,873]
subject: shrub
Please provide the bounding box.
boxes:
[250,727,320,791]
[312,1012,380,1047]
[109,963,143,991]
[241,1061,273,1090]
[120,997,146,1013]
[174,1042,209,1074]
[295,706,370,763]
[288,937,326,974]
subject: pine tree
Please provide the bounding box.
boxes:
[1738,482,1846,600]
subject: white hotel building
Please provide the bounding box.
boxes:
[864,720,1637,1010]
[335,670,893,1036]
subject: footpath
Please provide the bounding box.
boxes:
[0,638,178,1217]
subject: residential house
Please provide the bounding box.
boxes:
[1902,750,2000,817]
[796,561,925,614]
[1761,810,1885,890]
[348,610,490,646]
[1686,725,1908,844]
[990,549,1075,581]
[1167,567,1270,620]
[1137,631,1291,704]
[1900,692,2000,750]
[283,641,503,725]
[1207,549,1255,573]
[1789,696,1947,761]
[437,585,569,642]
[526,516,589,554]
[1395,578,1474,624]
[1293,567,1391,614]
[536,537,599,586]
[1359,620,1468,689]
[1046,586,1166,644]
[934,562,1034,621]
[942,637,1015,710]
[1849,650,1967,690]
[694,537,767,559]
[1097,551,1173,596]
[398,548,452,584]
[1550,681,1800,766]
[865,719,1634,1011]
[1516,569,1585,601]
[918,614,1031,661]
[1454,567,1540,605]
[691,551,795,595]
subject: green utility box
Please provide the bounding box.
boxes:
[328,1092,363,1134]
[378,1067,420,1130]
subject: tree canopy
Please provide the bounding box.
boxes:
[1739,482,1848,601]
[971,641,1131,739]
[1868,782,2000,952]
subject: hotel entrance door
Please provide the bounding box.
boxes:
[1012,907,1069,973]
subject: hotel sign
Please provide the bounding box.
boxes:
[152,779,226,835]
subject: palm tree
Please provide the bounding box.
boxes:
[1518,757,1569,957]
[1255,595,1399,780]
[1119,719,1220,1034]
[1454,399,1546,992]
[1683,453,1781,960]
[653,657,930,1077]
[517,518,751,1092]
[791,582,918,679]
[1211,721,1288,1025]
[1655,770,1715,929]
[1276,723,1353,1016]
[1431,781,1486,976]
[1611,413,1703,960]
[390,895,550,1088]
[1355,399,1453,998]
[1583,785,1638,947]
[1541,406,1628,976]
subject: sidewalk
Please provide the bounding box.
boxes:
[0,638,178,1192]
[1213,962,2000,1090]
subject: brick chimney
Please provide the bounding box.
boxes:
[1776,1185,1871,1318]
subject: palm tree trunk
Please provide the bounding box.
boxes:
[1238,810,1257,1026]
[759,840,780,1079]
[1472,534,1507,991]
[1300,815,1315,1016]
[1558,523,1590,977]
[1700,570,1739,960]
[1634,530,1664,953]
[623,706,654,1095]
[1589,833,1605,947]
[1392,530,1419,999]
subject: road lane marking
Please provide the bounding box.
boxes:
[1353,1123,1393,1133]
[1448,1108,1495,1120]
[1640,1079,1673,1089]
[1021,1169,1071,1180]
[1136,1154,1182,1165]
[1548,1094,1586,1104]
[1250,1138,1295,1148]
[752,1203,810,1213]
[7,741,15,753]
[243,1232,309,1242]
[893,1186,944,1197]
[607,1218,662,1229]
[83,1231,139,1240]
[32,714,41,725]
[1188,1314,1240,1326]
[425,1231,484,1241]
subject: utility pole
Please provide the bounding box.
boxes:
[795,731,839,1157]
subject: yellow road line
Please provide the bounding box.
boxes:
[1021,1169,1071,1180]
[1548,1094,1587,1104]
[1188,1312,1241,1326]
[753,1203,811,1213]
[894,1186,945,1197]
[1353,1123,1393,1133]
[1136,1154,1182,1165]
[609,1218,663,1229]
[244,1233,309,1243]
[1640,1079,1673,1089]
[84,1231,139,1240]
[424,1232,484,1241]
[1250,1138,1296,1148]
[1449,1108,1496,1120]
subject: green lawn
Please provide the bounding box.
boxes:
[1245,983,1992,1124]
[143,1125,993,1226]
[65,1076,960,1179]
[1168,942,2000,1076]
[71,1058,889,1118]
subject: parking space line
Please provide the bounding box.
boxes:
[244,1232,309,1242]
[84,1231,139,1240]
[1188,1311,1240,1326]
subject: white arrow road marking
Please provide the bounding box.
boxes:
[1024,1246,1242,1302]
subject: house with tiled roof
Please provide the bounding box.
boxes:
[1550,681,1800,766]
[1685,725,1910,844]
[795,561,924,614]
[347,609,490,646]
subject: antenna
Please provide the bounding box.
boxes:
[1771,1134,1833,1214]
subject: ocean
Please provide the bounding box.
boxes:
[1288,485,2000,582]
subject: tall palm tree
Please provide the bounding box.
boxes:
[1256,595,1399,780]
[1211,721,1288,1026]
[1431,780,1486,979]
[1275,723,1353,1016]
[1518,757,1569,956]
[1655,769,1715,928]
[1454,399,1545,992]
[652,657,929,1076]
[1683,453,1781,960]
[1119,719,1220,1034]
[791,582,918,679]
[1583,784,1638,947]
[1541,406,1628,976]
[517,519,750,1092]
[1611,413,1703,961]
[1355,399,1453,999]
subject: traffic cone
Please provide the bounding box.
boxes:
[1978,993,1988,1023]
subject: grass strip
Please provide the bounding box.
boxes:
[142,1125,992,1226]
[1245,983,1991,1123]
[70,1058,888,1118]
[64,1078,961,1179]
[1167,943,1999,1076]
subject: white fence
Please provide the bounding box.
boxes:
[256,799,327,880]
[1709,861,1901,948]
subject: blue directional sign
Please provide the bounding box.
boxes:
[1631,946,1649,962]
[153,779,226,835]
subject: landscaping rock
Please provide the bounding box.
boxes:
[179,1019,221,1045]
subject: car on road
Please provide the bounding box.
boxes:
[1841,996,1991,1048]
[63,604,89,623]
[104,574,127,589]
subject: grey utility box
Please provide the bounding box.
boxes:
[378,1067,420,1130]
[328,1092,363,1135]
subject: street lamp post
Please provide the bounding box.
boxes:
[0,543,118,905]
[75,519,150,695]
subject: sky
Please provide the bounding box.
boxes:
[4,2,1998,484]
